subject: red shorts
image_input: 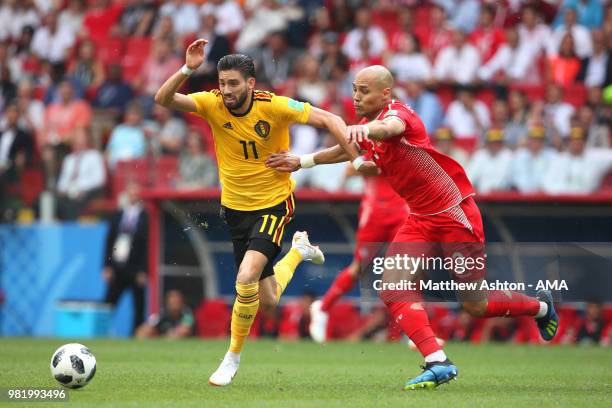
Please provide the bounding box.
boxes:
[390,196,485,282]
[354,207,406,262]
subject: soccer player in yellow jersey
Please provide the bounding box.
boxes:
[155,39,376,386]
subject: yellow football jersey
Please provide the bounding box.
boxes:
[188,90,311,211]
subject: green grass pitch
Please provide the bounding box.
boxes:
[0,338,610,407]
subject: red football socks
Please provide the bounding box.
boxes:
[385,301,441,358]
[321,267,358,312]
[482,290,541,317]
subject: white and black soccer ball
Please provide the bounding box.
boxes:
[50,343,97,389]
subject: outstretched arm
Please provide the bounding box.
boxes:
[154,39,208,113]
[347,117,406,143]
[265,145,351,172]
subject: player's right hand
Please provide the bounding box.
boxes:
[356,160,380,177]
[265,151,300,172]
[185,39,208,70]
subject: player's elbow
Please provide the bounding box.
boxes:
[154,90,169,107]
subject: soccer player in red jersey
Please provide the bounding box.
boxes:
[266,65,559,390]
[309,175,408,342]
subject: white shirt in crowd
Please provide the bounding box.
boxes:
[466,147,514,193]
[478,43,540,84]
[159,1,200,36]
[290,125,319,156]
[583,51,609,87]
[551,24,593,58]
[511,147,558,193]
[444,100,491,139]
[31,25,76,64]
[200,1,245,36]
[342,27,388,60]
[544,101,575,138]
[518,23,552,57]
[434,43,481,84]
[0,5,40,41]
[542,148,612,194]
[57,149,106,198]
[388,53,433,82]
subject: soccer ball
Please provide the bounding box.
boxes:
[50,343,97,389]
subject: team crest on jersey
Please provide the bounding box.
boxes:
[254,120,271,139]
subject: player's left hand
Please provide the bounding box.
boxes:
[347,125,370,144]
[265,151,300,172]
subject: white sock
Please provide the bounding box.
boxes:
[424,350,447,363]
[225,351,240,363]
[535,301,548,318]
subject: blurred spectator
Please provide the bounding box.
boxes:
[136,289,194,339]
[319,82,356,125]
[103,181,149,334]
[444,86,490,141]
[388,8,415,52]
[433,127,469,168]
[548,33,581,86]
[31,9,76,64]
[10,26,38,83]
[200,0,245,37]
[55,127,106,220]
[58,0,86,38]
[188,11,230,87]
[439,0,480,34]
[0,36,22,83]
[151,15,175,45]
[543,84,575,142]
[511,126,558,193]
[518,5,552,59]
[543,127,612,194]
[0,104,33,222]
[434,28,481,85]
[15,79,44,134]
[551,7,593,58]
[419,4,452,61]
[252,31,300,89]
[403,80,443,134]
[296,55,326,106]
[348,36,383,77]
[477,26,540,85]
[67,40,105,93]
[106,102,146,168]
[470,4,506,64]
[385,33,432,83]
[317,32,349,82]
[147,104,186,156]
[505,90,530,147]
[93,63,133,113]
[342,8,388,61]
[577,30,612,88]
[41,80,91,148]
[0,64,16,112]
[578,105,610,148]
[587,85,610,124]
[554,1,603,30]
[0,0,40,42]
[177,130,217,190]
[137,38,182,113]
[575,301,607,345]
[294,134,363,192]
[489,99,512,141]
[82,0,124,42]
[117,0,156,37]
[466,128,513,194]
[235,0,302,53]
[159,0,200,39]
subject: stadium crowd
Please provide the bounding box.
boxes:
[0,0,611,222]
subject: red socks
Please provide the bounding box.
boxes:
[321,267,358,312]
[483,290,540,317]
[385,301,441,358]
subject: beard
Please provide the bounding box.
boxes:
[223,88,249,111]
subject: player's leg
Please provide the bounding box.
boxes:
[444,198,559,341]
[309,259,359,343]
[209,247,268,387]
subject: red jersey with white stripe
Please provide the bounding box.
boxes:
[358,100,475,216]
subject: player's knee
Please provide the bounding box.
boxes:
[259,298,277,313]
[462,300,487,317]
[236,265,258,285]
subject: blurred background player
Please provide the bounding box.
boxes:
[267,65,559,391]
[155,39,376,387]
[309,175,408,342]
[136,289,194,339]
